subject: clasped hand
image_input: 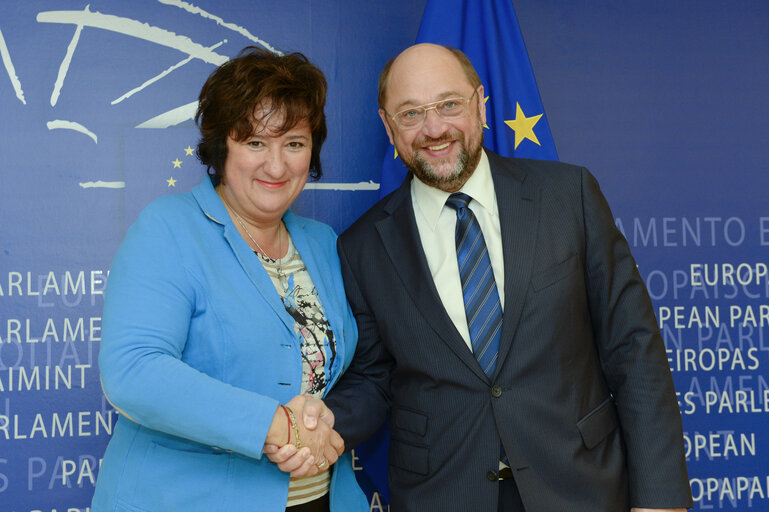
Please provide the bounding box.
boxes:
[263,395,343,477]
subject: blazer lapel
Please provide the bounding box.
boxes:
[287,217,342,334]
[376,180,490,383]
[489,152,538,375]
[221,223,297,334]
[193,179,296,335]
[285,212,346,384]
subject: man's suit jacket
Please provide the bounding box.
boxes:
[326,150,693,511]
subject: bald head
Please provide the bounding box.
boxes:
[377,44,482,111]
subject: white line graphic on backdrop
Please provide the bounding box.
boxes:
[136,102,199,129]
[37,6,229,65]
[76,181,380,191]
[51,19,83,107]
[305,181,380,191]
[36,4,231,184]
[38,3,230,107]
[79,181,125,189]
[157,0,283,55]
[33,5,376,192]
[47,120,98,143]
[138,0,288,127]
[0,25,26,104]
[112,39,227,105]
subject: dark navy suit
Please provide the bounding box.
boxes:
[326,150,693,511]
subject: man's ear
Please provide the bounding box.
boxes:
[378,109,396,146]
[477,85,487,127]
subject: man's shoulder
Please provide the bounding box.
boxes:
[340,182,410,243]
[488,151,584,182]
[487,153,594,201]
[285,210,336,241]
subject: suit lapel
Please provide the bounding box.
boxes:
[376,180,490,383]
[489,152,538,375]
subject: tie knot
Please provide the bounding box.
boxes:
[446,192,473,211]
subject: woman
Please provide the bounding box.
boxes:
[91,47,367,512]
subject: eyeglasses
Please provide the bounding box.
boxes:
[387,90,478,129]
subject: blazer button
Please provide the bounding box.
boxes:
[486,470,499,481]
[491,385,503,398]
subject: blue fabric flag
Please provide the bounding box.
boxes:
[378,0,559,197]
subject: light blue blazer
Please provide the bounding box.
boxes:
[92,178,367,511]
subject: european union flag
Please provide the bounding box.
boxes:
[378,0,559,197]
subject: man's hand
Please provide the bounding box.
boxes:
[263,395,342,477]
[296,394,336,430]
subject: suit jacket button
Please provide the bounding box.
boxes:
[491,385,503,398]
[486,470,499,481]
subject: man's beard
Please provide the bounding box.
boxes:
[401,132,483,192]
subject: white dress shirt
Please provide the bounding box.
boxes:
[411,151,505,351]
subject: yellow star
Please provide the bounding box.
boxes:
[483,95,490,129]
[184,146,194,156]
[504,103,543,149]
[167,177,177,187]
[393,146,398,159]
[172,158,182,168]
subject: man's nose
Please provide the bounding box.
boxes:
[421,108,449,138]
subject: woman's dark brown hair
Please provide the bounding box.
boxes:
[196,46,328,183]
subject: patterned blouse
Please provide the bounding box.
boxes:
[257,234,335,507]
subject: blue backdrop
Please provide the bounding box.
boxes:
[0,1,767,510]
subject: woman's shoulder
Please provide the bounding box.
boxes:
[127,189,213,243]
[140,190,200,221]
[120,191,205,256]
[284,210,337,240]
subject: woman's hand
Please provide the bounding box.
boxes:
[263,395,343,477]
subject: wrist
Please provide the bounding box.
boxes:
[279,405,293,445]
[266,406,289,446]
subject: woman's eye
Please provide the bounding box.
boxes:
[248,140,264,148]
[287,141,305,149]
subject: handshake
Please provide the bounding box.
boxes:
[263,395,342,477]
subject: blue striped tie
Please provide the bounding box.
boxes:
[446,193,502,377]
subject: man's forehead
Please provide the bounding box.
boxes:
[391,45,461,78]
[386,48,472,105]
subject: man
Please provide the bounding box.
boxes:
[277,43,693,511]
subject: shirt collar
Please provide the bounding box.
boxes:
[411,150,497,230]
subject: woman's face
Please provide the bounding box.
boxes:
[222,107,312,224]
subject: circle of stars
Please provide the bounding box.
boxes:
[167,145,195,187]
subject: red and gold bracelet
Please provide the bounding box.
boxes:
[282,405,302,449]
[279,405,292,445]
